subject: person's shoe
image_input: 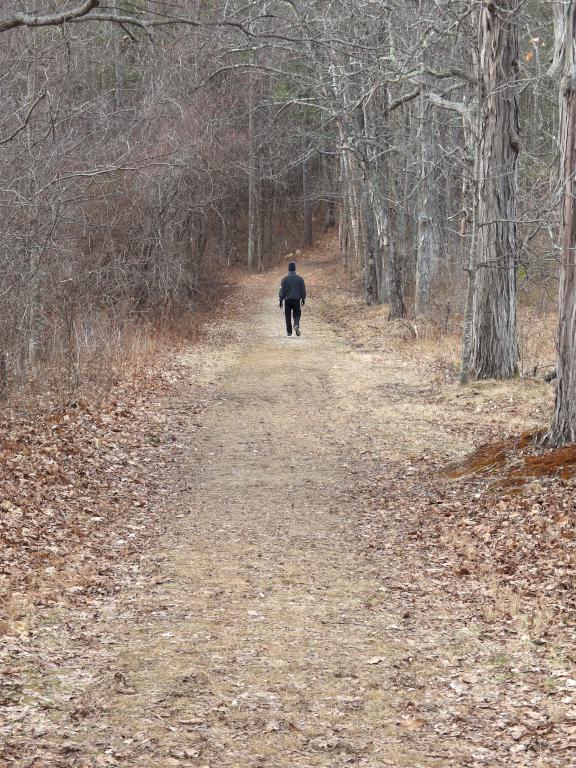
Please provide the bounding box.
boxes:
[287,333,292,337]
[295,323,301,336]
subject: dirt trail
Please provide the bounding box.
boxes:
[4,243,571,767]
[109,254,458,767]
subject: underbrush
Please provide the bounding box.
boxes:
[313,243,558,383]
[319,279,558,386]
[1,269,229,413]
[0,273,231,635]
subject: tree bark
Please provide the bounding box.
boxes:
[25,7,43,369]
[321,149,336,231]
[340,141,363,270]
[357,96,404,315]
[361,185,378,303]
[338,155,352,269]
[469,0,520,379]
[0,351,7,400]
[366,174,405,318]
[546,1,576,445]
[302,137,313,246]
[460,40,483,385]
[415,39,437,316]
[247,70,261,270]
[415,94,435,316]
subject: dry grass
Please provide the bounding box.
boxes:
[317,253,558,386]
[2,269,233,414]
[517,307,558,377]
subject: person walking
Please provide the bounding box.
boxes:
[279,262,306,337]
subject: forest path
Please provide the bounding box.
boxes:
[8,241,561,767]
[71,244,480,768]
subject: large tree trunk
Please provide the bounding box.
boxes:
[399,103,413,307]
[460,52,483,385]
[384,231,405,319]
[547,1,576,446]
[469,0,520,379]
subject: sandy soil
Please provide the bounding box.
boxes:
[4,240,573,768]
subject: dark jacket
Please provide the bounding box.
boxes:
[279,272,306,302]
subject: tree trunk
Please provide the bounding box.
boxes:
[366,174,405,318]
[302,138,313,246]
[219,210,229,266]
[460,51,483,385]
[361,185,378,303]
[546,1,576,445]
[321,149,336,230]
[247,71,261,270]
[469,0,520,379]
[324,200,336,230]
[385,203,405,320]
[338,155,352,269]
[25,11,43,370]
[399,104,412,307]
[357,97,404,315]
[341,147,363,270]
[257,158,264,267]
[415,58,436,316]
[0,351,7,400]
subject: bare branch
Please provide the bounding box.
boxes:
[389,89,421,112]
[427,91,473,131]
[0,92,46,145]
[0,0,99,33]
[423,65,477,84]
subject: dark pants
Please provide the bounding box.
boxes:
[284,299,302,335]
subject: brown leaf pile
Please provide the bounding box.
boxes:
[436,442,576,610]
[347,395,576,630]
[345,442,576,766]
[0,359,194,636]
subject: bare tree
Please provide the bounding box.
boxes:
[0,0,566,407]
[469,0,520,379]
[415,7,438,317]
[546,0,576,445]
